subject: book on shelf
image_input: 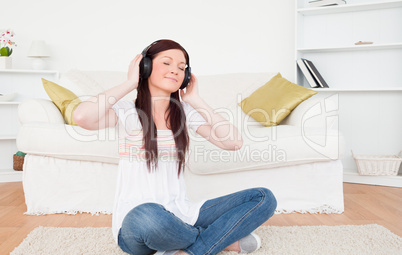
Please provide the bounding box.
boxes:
[308,0,346,7]
[296,59,320,88]
[302,58,329,88]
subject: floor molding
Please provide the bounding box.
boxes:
[343,172,402,188]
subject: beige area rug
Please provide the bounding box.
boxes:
[11,224,401,255]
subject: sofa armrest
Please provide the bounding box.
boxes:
[281,92,339,130]
[18,99,65,125]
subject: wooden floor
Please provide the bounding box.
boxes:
[0,182,401,254]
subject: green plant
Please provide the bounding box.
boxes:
[0,29,16,57]
[16,151,27,157]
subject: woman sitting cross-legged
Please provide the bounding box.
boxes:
[73,39,277,255]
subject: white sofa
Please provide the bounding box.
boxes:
[17,70,345,215]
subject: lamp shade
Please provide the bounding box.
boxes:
[28,40,50,57]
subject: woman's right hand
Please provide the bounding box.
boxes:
[127,54,143,91]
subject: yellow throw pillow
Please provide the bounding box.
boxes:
[42,78,81,126]
[238,73,317,127]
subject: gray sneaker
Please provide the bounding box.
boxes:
[239,232,262,253]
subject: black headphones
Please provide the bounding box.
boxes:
[139,40,191,90]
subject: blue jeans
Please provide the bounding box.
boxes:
[118,187,277,255]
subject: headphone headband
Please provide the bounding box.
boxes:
[141,40,161,58]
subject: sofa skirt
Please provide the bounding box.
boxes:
[22,154,344,215]
[23,154,118,215]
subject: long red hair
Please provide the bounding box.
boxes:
[135,39,190,178]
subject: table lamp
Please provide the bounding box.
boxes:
[28,40,50,70]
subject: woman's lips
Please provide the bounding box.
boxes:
[165,77,177,82]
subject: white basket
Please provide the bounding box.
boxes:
[351,150,402,176]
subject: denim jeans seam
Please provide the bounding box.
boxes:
[163,207,199,233]
[204,188,266,255]
[157,203,198,233]
[199,193,238,212]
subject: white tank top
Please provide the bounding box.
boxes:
[111,100,207,244]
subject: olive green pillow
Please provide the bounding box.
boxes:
[238,73,317,127]
[42,78,81,126]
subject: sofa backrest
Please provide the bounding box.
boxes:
[197,72,277,109]
[57,70,339,129]
[59,70,277,109]
[59,69,135,101]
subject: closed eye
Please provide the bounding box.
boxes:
[163,61,185,71]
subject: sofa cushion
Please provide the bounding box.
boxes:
[17,120,343,170]
[16,120,204,164]
[17,122,119,164]
[42,78,81,125]
[238,73,317,127]
[187,124,343,175]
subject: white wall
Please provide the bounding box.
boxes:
[2,0,295,79]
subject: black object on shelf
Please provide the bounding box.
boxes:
[302,58,330,88]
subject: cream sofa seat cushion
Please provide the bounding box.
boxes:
[17,120,342,172]
[188,124,343,175]
[17,122,119,164]
[16,100,343,171]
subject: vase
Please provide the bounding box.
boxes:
[0,56,12,69]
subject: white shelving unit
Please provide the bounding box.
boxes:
[298,0,402,15]
[0,69,59,182]
[298,42,402,52]
[296,0,402,187]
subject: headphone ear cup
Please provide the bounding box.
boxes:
[180,66,191,90]
[140,56,153,80]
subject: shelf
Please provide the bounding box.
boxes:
[311,87,402,92]
[298,0,402,15]
[0,69,59,75]
[0,101,20,105]
[298,43,402,53]
[0,136,17,140]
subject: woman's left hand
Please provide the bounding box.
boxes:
[180,73,200,103]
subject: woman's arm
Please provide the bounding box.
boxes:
[73,54,142,130]
[180,74,243,151]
